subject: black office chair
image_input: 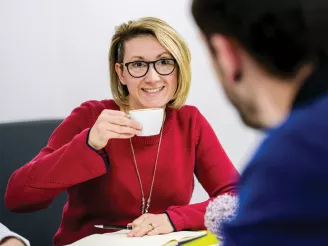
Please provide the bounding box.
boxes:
[0,120,67,246]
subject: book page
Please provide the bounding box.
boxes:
[66,230,207,246]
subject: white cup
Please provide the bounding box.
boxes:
[129,108,164,136]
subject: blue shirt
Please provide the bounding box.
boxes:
[222,63,328,246]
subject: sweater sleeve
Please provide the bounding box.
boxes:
[5,101,109,213]
[166,110,239,231]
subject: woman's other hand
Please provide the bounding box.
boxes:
[127,213,174,237]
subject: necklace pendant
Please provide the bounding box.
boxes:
[144,197,151,214]
[141,198,146,215]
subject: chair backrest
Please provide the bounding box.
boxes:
[0,119,66,246]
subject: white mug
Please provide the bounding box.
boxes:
[129,108,164,136]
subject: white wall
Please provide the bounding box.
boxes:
[0,0,262,203]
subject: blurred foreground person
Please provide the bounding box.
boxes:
[192,0,328,245]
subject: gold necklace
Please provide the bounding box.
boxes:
[129,118,165,215]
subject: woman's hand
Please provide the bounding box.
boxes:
[127,213,174,237]
[88,109,142,150]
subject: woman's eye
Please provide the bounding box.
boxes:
[160,59,170,65]
[159,59,174,66]
[132,62,144,68]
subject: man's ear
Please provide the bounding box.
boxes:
[115,63,126,85]
[210,34,242,83]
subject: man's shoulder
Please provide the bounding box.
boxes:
[285,94,328,138]
[244,97,328,183]
[223,95,328,246]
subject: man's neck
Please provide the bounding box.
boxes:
[255,63,315,128]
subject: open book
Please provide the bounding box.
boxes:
[65,229,208,246]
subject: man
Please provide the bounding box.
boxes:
[0,224,29,246]
[192,0,328,245]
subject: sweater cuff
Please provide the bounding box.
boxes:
[163,212,177,232]
[165,209,185,231]
[86,128,110,172]
[205,193,238,238]
[72,129,107,177]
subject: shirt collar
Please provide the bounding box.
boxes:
[292,61,328,109]
[263,61,328,133]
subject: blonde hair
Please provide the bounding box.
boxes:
[109,17,191,109]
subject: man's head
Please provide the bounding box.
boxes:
[192,0,328,129]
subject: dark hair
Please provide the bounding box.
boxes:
[192,0,328,78]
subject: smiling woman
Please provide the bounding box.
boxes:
[114,35,178,110]
[4,17,239,246]
[109,17,191,111]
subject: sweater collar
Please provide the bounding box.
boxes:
[292,61,328,109]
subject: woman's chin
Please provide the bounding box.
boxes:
[140,101,167,109]
[142,105,165,109]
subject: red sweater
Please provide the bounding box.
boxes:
[5,100,239,246]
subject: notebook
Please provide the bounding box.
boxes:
[65,229,208,246]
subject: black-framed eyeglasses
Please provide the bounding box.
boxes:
[123,58,177,78]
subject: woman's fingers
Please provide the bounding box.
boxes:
[107,123,141,136]
[103,109,127,117]
[103,130,134,139]
[129,224,154,237]
[147,226,163,236]
[109,115,142,130]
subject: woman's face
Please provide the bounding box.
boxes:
[115,35,178,110]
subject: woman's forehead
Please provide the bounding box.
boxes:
[124,35,172,60]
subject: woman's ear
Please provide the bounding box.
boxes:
[115,63,126,85]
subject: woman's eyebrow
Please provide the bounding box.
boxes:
[128,56,144,60]
[128,52,172,61]
[157,52,172,58]
[125,51,172,61]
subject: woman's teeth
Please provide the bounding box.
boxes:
[142,86,164,93]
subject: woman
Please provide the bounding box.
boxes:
[5,17,239,245]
